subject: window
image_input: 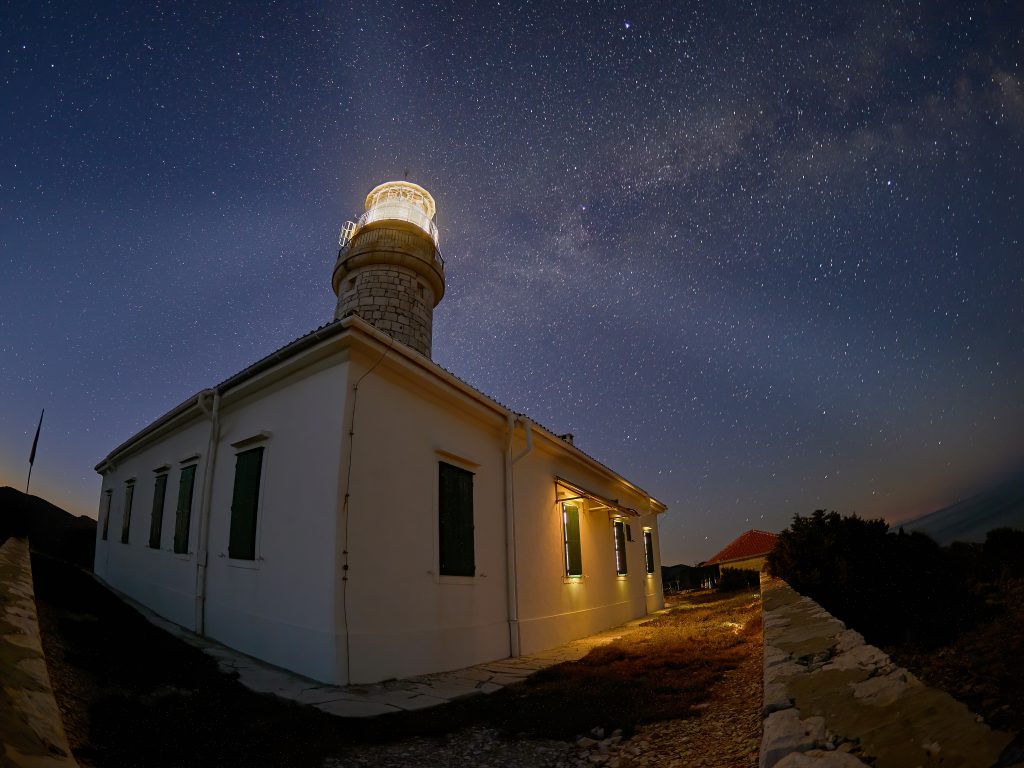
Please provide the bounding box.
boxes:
[626,523,633,541]
[101,490,112,540]
[644,529,655,574]
[562,503,583,577]
[613,519,628,575]
[173,465,197,554]
[121,483,135,544]
[149,474,168,549]
[438,461,474,576]
[228,447,264,560]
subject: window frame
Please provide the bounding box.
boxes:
[101,489,112,541]
[228,446,265,563]
[120,481,135,544]
[613,519,628,575]
[643,528,655,575]
[437,460,475,578]
[149,473,168,549]
[562,502,583,578]
[173,464,198,555]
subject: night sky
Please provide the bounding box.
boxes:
[2,1,1022,565]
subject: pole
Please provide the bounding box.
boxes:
[26,409,44,494]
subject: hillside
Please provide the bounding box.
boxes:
[0,486,96,569]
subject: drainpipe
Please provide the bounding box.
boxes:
[194,388,221,636]
[504,415,533,658]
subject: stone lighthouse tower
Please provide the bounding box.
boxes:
[331,181,445,358]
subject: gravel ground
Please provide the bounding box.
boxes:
[320,644,762,768]
[34,554,763,768]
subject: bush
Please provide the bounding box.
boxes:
[984,527,1024,580]
[766,510,980,648]
[717,568,759,592]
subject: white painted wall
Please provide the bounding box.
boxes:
[202,358,348,684]
[96,356,349,684]
[511,438,665,655]
[341,347,511,683]
[337,333,665,682]
[94,417,212,631]
[94,321,667,687]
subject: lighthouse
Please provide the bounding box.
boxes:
[331,181,445,358]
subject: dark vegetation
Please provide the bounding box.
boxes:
[0,486,95,569]
[34,549,761,767]
[716,568,760,592]
[767,510,1024,732]
[661,562,720,592]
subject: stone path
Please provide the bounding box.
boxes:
[109,580,662,717]
[760,577,1017,768]
[0,538,78,768]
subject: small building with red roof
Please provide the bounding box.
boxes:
[705,529,779,572]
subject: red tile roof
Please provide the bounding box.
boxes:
[705,529,778,565]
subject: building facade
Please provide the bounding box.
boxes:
[94,182,667,685]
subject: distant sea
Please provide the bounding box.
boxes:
[902,470,1024,545]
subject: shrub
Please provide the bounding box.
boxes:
[984,528,1024,580]
[766,510,979,648]
[717,568,759,592]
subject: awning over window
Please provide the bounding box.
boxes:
[554,476,640,518]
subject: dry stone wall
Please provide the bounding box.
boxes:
[0,538,79,767]
[759,576,1015,768]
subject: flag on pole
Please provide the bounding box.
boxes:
[26,409,44,495]
[29,409,44,465]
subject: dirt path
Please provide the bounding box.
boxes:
[34,554,762,768]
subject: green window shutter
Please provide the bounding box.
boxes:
[173,465,197,554]
[229,447,264,561]
[438,462,474,576]
[614,520,628,575]
[121,485,134,544]
[102,491,111,540]
[644,530,655,574]
[564,504,583,576]
[149,474,168,549]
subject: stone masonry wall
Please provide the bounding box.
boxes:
[334,265,436,357]
[0,538,79,767]
[759,575,1014,768]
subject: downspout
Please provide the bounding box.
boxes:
[194,388,221,636]
[504,415,533,658]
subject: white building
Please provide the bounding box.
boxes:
[93,182,667,685]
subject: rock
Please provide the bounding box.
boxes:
[578,737,598,748]
[588,754,609,765]
[760,709,828,768]
[849,669,919,706]
[765,645,791,668]
[821,644,889,673]
[772,749,871,767]
[764,681,793,715]
[766,661,806,685]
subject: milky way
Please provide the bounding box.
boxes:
[2,0,1022,563]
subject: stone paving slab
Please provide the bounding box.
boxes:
[100,576,665,718]
[0,538,79,768]
[759,576,1016,768]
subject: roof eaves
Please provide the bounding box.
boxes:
[96,320,349,471]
